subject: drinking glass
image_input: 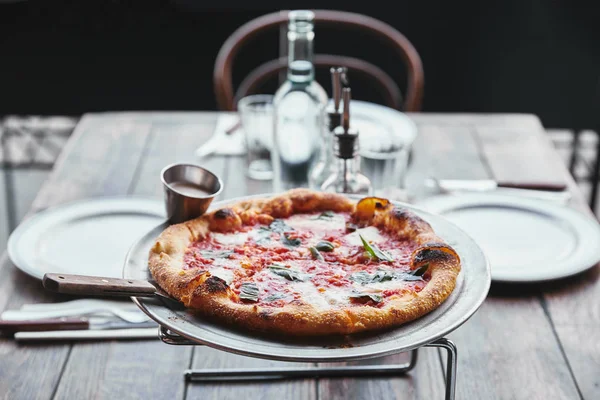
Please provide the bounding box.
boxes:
[360,147,411,201]
[237,95,274,180]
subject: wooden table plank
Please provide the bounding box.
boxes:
[407,118,581,400]
[544,274,600,400]
[0,115,153,400]
[52,117,223,400]
[475,117,599,399]
[318,350,445,400]
[30,116,151,211]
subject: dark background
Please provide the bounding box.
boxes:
[1,0,599,129]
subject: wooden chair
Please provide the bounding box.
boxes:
[214,10,424,112]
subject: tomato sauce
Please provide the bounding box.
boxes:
[183,211,428,308]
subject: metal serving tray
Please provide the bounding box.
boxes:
[123,195,490,363]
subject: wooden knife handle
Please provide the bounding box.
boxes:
[0,317,89,333]
[43,273,157,297]
[497,181,567,192]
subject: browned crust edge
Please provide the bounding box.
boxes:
[148,189,461,336]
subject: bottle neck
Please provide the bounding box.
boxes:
[287,30,315,83]
[336,155,360,176]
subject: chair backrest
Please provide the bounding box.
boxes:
[214,10,424,112]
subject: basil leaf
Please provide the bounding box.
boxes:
[268,265,311,282]
[199,250,233,260]
[401,274,424,282]
[314,211,335,220]
[281,233,301,247]
[269,219,293,234]
[349,271,372,284]
[315,240,335,252]
[350,267,429,284]
[359,234,394,262]
[263,293,287,302]
[309,246,324,261]
[239,282,259,302]
[349,292,383,303]
[350,269,394,284]
[409,263,429,277]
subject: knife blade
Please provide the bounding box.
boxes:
[14,327,159,342]
[0,317,157,334]
[429,178,567,192]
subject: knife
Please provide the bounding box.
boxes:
[425,178,571,203]
[43,273,184,310]
[428,178,567,192]
[0,317,157,334]
[14,327,158,342]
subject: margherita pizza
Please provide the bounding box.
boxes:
[148,189,460,336]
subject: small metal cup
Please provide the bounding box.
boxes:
[161,163,223,224]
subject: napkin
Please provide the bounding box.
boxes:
[195,114,245,158]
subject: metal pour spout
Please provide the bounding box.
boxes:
[342,87,350,132]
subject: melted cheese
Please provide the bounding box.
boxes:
[212,257,238,269]
[292,281,332,310]
[212,232,248,246]
[353,280,409,292]
[209,267,234,284]
[344,226,385,246]
[285,213,345,232]
[322,288,351,306]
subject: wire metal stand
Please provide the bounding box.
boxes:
[158,326,457,400]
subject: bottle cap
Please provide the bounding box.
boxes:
[334,127,358,159]
[288,10,315,32]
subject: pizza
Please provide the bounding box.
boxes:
[148,189,461,336]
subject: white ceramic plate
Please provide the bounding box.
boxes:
[8,197,166,280]
[415,193,600,282]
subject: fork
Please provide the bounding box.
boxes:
[1,305,149,323]
[21,299,139,312]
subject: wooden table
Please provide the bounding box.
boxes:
[1,112,598,400]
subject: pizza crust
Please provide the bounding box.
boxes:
[148,189,461,336]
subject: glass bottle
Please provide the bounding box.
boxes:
[309,67,344,190]
[272,10,328,192]
[321,88,372,195]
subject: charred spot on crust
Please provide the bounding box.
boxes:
[375,200,387,209]
[203,276,229,293]
[414,248,456,264]
[209,208,242,232]
[214,208,235,219]
[391,207,431,229]
[392,207,411,221]
[176,270,208,290]
[420,242,460,261]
